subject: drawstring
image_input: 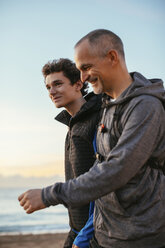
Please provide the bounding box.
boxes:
[93,108,107,162]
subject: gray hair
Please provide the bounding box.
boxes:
[75,29,125,59]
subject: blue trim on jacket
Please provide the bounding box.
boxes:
[73,201,94,247]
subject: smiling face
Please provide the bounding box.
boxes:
[45,71,82,108]
[74,40,115,95]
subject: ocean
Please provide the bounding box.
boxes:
[0,188,69,235]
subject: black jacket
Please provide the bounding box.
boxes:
[55,92,102,232]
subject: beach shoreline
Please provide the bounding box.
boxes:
[0,233,68,248]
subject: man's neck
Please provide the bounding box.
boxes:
[65,97,86,117]
[106,72,133,99]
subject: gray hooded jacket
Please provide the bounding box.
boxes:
[42,72,165,248]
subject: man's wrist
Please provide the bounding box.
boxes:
[41,185,59,207]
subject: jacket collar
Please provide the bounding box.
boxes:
[55,92,102,127]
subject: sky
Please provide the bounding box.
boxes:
[0,0,165,178]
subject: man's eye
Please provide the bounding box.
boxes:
[56,82,62,86]
[84,66,90,71]
[86,67,90,71]
[46,86,50,90]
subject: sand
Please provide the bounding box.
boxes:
[0,233,68,248]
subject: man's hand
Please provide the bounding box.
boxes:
[18,189,46,214]
[72,245,80,248]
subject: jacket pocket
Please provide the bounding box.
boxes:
[101,191,130,216]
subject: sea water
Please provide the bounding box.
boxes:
[0,188,69,235]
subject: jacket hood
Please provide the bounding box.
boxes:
[103,72,165,106]
[55,92,102,126]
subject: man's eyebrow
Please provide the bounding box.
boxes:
[51,79,63,84]
[46,79,63,87]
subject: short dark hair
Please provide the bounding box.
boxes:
[42,58,88,96]
[75,29,125,59]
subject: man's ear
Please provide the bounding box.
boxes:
[107,49,119,66]
[75,80,83,91]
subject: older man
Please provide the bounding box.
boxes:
[19,30,165,248]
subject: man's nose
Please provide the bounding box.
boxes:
[49,87,57,95]
[81,71,89,83]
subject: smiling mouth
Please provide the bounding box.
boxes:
[52,96,61,102]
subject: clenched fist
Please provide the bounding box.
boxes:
[18,189,46,214]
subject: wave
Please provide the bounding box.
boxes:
[0,188,69,235]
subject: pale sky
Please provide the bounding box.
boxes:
[0,0,165,177]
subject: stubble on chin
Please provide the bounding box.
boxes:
[93,86,103,95]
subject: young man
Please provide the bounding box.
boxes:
[19,30,165,248]
[19,58,101,248]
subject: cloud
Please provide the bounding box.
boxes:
[0,174,65,188]
[0,161,65,177]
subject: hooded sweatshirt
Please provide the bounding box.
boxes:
[42,72,165,248]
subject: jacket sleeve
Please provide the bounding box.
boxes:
[73,202,94,248]
[42,97,165,208]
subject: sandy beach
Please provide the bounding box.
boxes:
[0,233,68,248]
